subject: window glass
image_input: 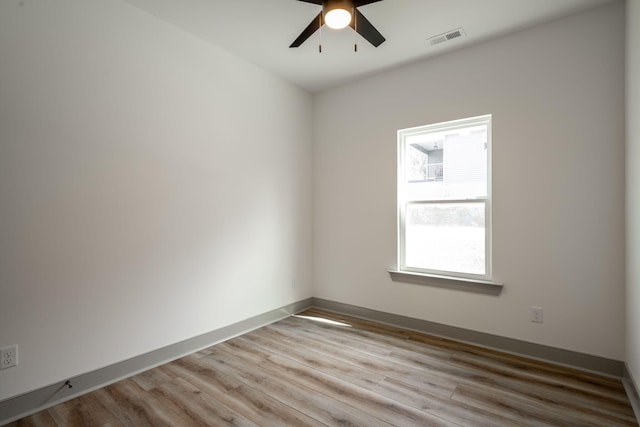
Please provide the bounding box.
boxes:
[405,202,485,275]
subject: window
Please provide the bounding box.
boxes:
[397,115,492,281]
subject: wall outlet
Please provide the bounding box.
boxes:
[0,345,18,370]
[531,306,544,323]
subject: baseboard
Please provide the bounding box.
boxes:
[0,298,314,426]
[310,298,624,378]
[623,364,640,423]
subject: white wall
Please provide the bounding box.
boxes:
[627,0,640,382]
[313,2,625,359]
[0,0,312,401]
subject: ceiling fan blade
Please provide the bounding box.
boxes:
[296,0,323,3]
[290,12,323,48]
[351,9,385,47]
[353,0,383,7]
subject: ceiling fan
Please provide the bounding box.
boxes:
[289,0,385,50]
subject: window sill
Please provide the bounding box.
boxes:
[388,270,503,294]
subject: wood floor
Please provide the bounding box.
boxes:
[8,308,638,426]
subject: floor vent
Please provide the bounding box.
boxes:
[428,28,466,46]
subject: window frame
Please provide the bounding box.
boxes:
[397,115,493,282]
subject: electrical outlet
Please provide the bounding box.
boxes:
[0,345,18,370]
[531,306,544,323]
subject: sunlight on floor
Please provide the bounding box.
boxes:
[293,314,352,327]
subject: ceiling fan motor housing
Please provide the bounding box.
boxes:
[323,0,353,15]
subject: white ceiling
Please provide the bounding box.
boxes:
[124,0,616,92]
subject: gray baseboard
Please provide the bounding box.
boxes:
[311,297,625,377]
[0,298,314,426]
[623,364,640,423]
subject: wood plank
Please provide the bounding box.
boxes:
[163,356,325,427]
[47,393,124,427]
[270,326,458,398]
[451,383,635,427]
[151,376,258,427]
[5,410,58,427]
[370,377,532,427]
[446,353,636,421]
[200,346,394,426]
[93,379,193,427]
[261,352,460,426]
[130,365,176,391]
[290,310,453,362]
[212,346,496,426]
[273,315,395,357]
[238,331,388,390]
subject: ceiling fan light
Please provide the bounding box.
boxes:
[325,8,352,29]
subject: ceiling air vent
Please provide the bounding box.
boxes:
[428,28,465,46]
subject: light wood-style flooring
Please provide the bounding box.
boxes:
[8,308,638,426]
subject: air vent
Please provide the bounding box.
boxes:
[428,28,466,46]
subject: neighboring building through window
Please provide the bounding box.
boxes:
[397,115,492,280]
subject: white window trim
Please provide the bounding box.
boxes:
[395,114,495,283]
